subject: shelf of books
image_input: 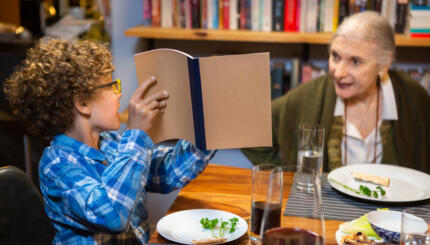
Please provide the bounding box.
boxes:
[125,27,430,47]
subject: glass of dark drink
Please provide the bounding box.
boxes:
[250,164,283,244]
[262,227,323,245]
[262,166,325,245]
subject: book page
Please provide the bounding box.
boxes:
[199,53,272,149]
[134,49,195,144]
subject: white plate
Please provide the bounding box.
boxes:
[328,164,430,203]
[156,209,248,244]
[335,229,383,244]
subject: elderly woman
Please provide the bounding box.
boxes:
[242,11,430,173]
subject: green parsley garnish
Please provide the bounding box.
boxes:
[200,217,240,238]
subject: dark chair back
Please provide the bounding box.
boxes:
[0,166,55,244]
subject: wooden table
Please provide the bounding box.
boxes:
[149,164,342,244]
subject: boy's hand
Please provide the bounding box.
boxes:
[127,76,168,133]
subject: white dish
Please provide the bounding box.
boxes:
[327,164,430,203]
[335,229,383,245]
[156,209,248,244]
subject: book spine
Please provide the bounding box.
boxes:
[324,0,334,32]
[332,0,339,31]
[178,0,186,28]
[191,0,200,28]
[338,0,349,25]
[262,0,272,31]
[161,0,173,28]
[187,58,207,151]
[272,0,284,31]
[229,0,238,30]
[151,0,161,27]
[251,0,260,30]
[395,0,409,33]
[410,33,430,37]
[219,0,224,29]
[245,0,252,29]
[213,0,219,29]
[143,0,152,26]
[298,0,306,32]
[207,0,213,29]
[284,0,297,31]
[201,0,207,28]
[223,0,230,29]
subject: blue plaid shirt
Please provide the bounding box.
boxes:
[39,129,215,244]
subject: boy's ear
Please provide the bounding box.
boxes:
[73,97,90,116]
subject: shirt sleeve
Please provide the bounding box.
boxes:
[40,130,153,233]
[145,140,216,193]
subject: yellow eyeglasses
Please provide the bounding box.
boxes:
[94,79,121,94]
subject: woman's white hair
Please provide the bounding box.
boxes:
[331,11,395,66]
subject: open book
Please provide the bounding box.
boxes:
[134,49,272,150]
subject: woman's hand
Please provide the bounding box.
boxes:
[126,76,168,132]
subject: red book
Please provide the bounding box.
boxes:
[411,33,430,38]
[284,0,297,31]
[223,0,230,29]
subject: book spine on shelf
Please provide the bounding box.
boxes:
[299,0,306,32]
[185,0,192,29]
[338,0,349,25]
[272,0,284,31]
[161,0,173,28]
[191,0,200,28]
[187,58,207,151]
[143,0,152,26]
[332,0,339,31]
[262,0,272,32]
[284,0,297,31]
[317,0,325,32]
[324,0,334,32]
[245,0,252,29]
[223,0,230,29]
[207,0,213,29]
[213,0,219,29]
[251,0,259,30]
[178,0,186,28]
[173,0,178,27]
[151,0,161,27]
[219,0,224,29]
[229,0,238,30]
[201,0,207,28]
[306,0,318,32]
[395,0,409,33]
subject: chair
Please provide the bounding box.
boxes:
[0,166,55,244]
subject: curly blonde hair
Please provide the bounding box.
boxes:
[3,38,115,136]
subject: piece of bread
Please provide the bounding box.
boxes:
[350,171,390,187]
[192,237,227,245]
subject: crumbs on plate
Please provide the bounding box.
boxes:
[341,232,376,245]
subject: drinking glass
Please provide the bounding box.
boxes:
[250,164,283,244]
[296,124,324,192]
[262,167,325,245]
[400,207,430,245]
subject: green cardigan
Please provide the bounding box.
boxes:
[242,70,430,174]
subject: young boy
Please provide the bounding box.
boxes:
[3,39,215,244]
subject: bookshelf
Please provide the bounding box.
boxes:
[125,26,430,47]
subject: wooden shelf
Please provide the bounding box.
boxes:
[125,26,430,47]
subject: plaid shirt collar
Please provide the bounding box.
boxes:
[52,134,107,162]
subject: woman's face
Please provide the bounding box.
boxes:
[88,76,122,132]
[329,36,383,100]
